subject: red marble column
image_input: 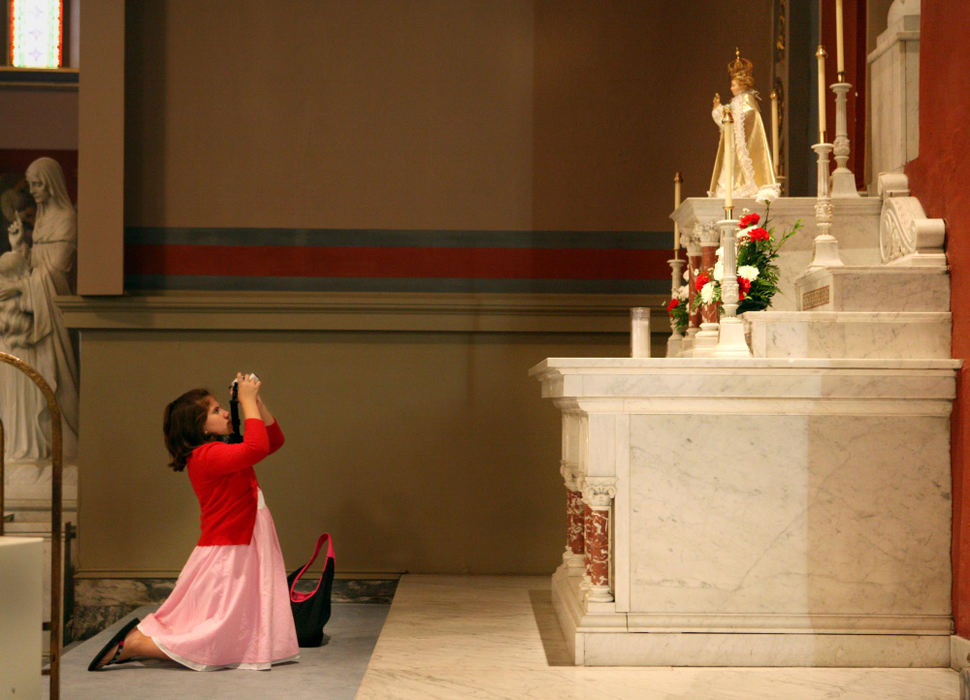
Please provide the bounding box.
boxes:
[687,250,702,332]
[567,489,585,556]
[582,477,616,602]
[700,240,720,324]
[584,504,610,588]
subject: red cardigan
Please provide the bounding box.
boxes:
[187,418,285,546]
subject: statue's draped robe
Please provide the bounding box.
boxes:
[708,90,777,199]
[0,285,46,460]
[17,207,79,459]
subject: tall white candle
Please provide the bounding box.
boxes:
[836,0,845,75]
[770,90,779,176]
[673,172,682,253]
[816,45,827,142]
[723,107,733,210]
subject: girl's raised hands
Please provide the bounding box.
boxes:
[235,372,261,402]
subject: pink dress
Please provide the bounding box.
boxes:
[138,490,299,670]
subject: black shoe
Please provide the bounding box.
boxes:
[87,618,140,671]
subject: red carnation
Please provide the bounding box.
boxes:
[739,212,760,228]
[694,272,710,291]
[667,299,680,313]
[748,227,770,241]
[738,276,751,299]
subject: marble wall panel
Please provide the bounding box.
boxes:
[627,413,950,621]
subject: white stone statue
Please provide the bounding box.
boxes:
[0,157,79,460]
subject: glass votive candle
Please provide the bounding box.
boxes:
[630,307,651,358]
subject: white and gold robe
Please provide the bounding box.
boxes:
[708,90,777,199]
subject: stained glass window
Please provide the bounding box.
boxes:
[9,0,63,68]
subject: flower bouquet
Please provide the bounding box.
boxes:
[664,283,690,335]
[690,200,801,314]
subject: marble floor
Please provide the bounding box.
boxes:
[45,576,961,698]
[48,602,389,699]
[356,575,960,699]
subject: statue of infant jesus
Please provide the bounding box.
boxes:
[708,48,779,201]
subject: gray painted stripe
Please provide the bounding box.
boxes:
[124,275,670,294]
[125,227,674,250]
[0,70,78,85]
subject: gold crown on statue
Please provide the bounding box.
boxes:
[728,47,754,87]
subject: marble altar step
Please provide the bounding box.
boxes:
[674,196,883,312]
[744,311,952,359]
[793,265,950,312]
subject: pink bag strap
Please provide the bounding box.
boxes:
[289,532,335,602]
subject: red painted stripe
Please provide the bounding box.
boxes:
[125,244,672,280]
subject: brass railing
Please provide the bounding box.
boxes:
[0,351,63,700]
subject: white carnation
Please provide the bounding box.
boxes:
[738,265,760,281]
[713,260,724,282]
[755,185,780,204]
[700,281,715,304]
[683,269,690,282]
[676,284,689,300]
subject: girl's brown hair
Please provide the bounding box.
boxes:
[163,388,213,471]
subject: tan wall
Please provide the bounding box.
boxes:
[122,0,771,233]
[0,90,78,150]
[70,294,655,575]
[532,0,773,231]
[124,0,536,230]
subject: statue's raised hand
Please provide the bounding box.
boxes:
[7,217,25,253]
[713,92,721,108]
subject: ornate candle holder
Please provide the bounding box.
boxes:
[830,79,860,198]
[713,217,751,357]
[808,142,844,268]
[666,257,685,357]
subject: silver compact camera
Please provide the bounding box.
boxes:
[229,373,260,396]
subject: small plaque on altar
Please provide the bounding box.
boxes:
[802,285,831,310]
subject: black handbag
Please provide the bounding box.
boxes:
[287,532,335,647]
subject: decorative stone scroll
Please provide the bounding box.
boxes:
[877,174,946,267]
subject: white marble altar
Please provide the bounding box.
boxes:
[531,357,958,666]
[0,536,42,697]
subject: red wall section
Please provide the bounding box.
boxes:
[905,3,970,636]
